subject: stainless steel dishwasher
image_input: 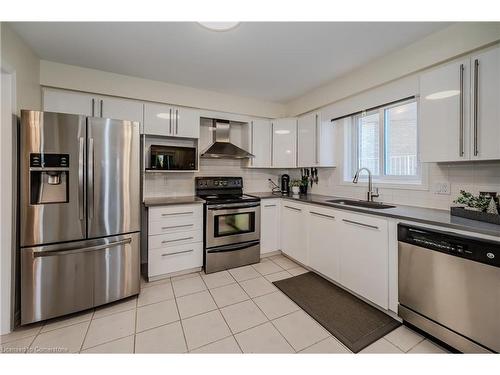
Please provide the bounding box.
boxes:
[398,224,500,353]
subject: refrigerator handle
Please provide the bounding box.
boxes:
[88,138,94,220]
[78,137,85,221]
[33,238,132,257]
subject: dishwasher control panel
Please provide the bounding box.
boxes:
[398,224,499,268]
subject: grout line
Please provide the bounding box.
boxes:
[199,274,244,354]
[79,334,135,353]
[78,309,95,353]
[171,275,189,353]
[133,297,138,353]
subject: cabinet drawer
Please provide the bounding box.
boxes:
[149,204,203,222]
[149,218,202,235]
[148,242,203,277]
[148,230,202,250]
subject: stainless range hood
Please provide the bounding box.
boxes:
[201,119,255,159]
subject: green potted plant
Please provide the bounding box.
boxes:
[453,190,490,211]
[290,179,301,195]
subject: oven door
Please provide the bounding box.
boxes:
[206,203,260,248]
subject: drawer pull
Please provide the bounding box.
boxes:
[264,204,277,207]
[161,249,194,257]
[284,205,301,212]
[161,236,193,244]
[161,211,193,216]
[161,224,194,230]
[342,218,378,230]
[310,211,335,220]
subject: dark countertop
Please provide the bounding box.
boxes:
[248,192,500,238]
[143,196,205,207]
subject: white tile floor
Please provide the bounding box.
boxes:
[0,254,449,354]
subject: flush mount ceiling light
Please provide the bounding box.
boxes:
[425,90,461,100]
[198,22,240,32]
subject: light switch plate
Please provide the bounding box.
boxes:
[433,182,451,195]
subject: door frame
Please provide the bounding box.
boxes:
[1,67,17,334]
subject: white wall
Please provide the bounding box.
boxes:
[287,22,500,116]
[0,22,40,334]
[40,60,286,119]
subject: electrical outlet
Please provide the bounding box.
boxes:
[433,182,451,195]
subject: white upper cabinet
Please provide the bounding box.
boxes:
[248,119,272,167]
[470,46,500,160]
[420,59,470,162]
[42,88,143,123]
[144,103,199,138]
[98,96,143,123]
[272,118,297,168]
[43,88,95,116]
[297,112,317,167]
[297,111,336,167]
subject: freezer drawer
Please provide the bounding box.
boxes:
[21,233,140,324]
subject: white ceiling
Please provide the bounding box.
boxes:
[11,22,450,103]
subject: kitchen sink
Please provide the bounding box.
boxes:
[326,199,396,209]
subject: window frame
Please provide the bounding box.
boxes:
[344,97,427,188]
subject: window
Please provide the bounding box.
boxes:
[348,98,421,184]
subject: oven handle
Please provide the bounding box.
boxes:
[207,203,260,210]
[206,240,260,254]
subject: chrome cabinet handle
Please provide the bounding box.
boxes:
[78,137,85,220]
[161,224,193,230]
[315,113,319,165]
[473,59,479,156]
[284,205,301,212]
[342,218,378,230]
[100,100,103,117]
[91,98,95,116]
[161,236,193,244]
[310,211,335,220]
[34,238,132,257]
[169,108,172,134]
[459,64,465,157]
[162,249,194,257]
[161,211,193,216]
[175,109,179,134]
[264,204,277,207]
[88,138,94,220]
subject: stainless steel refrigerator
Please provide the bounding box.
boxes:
[19,110,141,325]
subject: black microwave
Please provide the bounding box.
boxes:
[149,145,197,170]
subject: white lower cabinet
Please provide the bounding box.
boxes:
[280,201,308,265]
[147,203,203,278]
[337,211,389,309]
[307,206,340,282]
[260,199,281,254]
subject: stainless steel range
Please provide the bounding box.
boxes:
[196,177,260,273]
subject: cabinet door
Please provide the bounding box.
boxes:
[272,118,297,168]
[280,201,307,265]
[297,112,317,167]
[144,102,174,136]
[174,107,200,138]
[43,88,94,116]
[308,207,340,282]
[318,112,336,167]
[338,211,388,309]
[261,199,280,254]
[470,46,500,160]
[99,97,143,123]
[249,119,272,167]
[420,59,470,162]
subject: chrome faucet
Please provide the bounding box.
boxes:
[352,167,379,202]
